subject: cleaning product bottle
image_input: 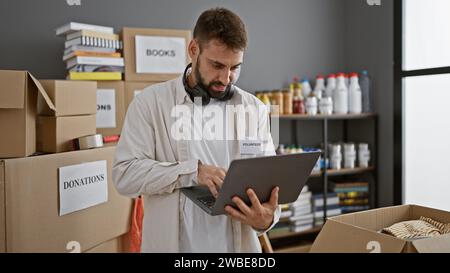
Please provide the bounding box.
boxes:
[301,78,312,98]
[348,72,362,114]
[290,76,302,98]
[325,74,336,98]
[334,73,348,114]
[313,75,325,99]
[360,70,373,113]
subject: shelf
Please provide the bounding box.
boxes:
[268,226,322,240]
[310,166,375,178]
[277,113,377,120]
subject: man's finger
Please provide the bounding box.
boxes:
[217,168,226,180]
[211,176,224,189]
[232,196,252,215]
[207,180,219,198]
[269,186,279,207]
[225,205,246,222]
[247,188,263,209]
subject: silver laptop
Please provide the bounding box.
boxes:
[181,152,321,216]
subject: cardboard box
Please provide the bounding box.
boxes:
[96,81,125,137]
[122,27,191,82]
[0,70,55,158]
[84,235,127,253]
[124,81,160,111]
[0,146,133,252]
[310,205,450,253]
[37,115,96,153]
[38,80,97,116]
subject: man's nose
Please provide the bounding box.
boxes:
[218,69,231,86]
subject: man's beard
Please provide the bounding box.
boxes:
[194,58,232,99]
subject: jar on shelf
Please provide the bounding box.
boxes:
[343,143,356,169]
[271,89,283,115]
[282,89,293,115]
[358,143,371,168]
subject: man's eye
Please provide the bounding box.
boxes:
[231,66,240,71]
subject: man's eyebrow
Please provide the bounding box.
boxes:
[208,58,242,68]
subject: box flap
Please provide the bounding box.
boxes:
[310,219,406,253]
[0,70,25,109]
[412,233,450,253]
[28,73,55,111]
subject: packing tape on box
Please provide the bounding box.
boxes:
[72,134,104,150]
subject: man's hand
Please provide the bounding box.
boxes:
[225,187,279,231]
[197,162,227,198]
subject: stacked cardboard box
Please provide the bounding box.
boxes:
[0,70,132,252]
[96,81,125,140]
[38,80,97,153]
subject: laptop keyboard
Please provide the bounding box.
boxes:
[197,196,216,208]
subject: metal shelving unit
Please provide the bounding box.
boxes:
[270,113,378,250]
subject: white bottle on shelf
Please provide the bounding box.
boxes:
[358,143,371,168]
[325,74,336,98]
[301,78,312,99]
[344,143,356,169]
[330,144,342,170]
[305,96,318,115]
[333,73,349,114]
[348,72,363,114]
[319,96,333,115]
[313,75,325,99]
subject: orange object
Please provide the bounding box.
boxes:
[129,196,144,253]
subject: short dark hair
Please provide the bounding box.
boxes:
[193,7,248,51]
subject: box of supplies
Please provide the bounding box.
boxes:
[38,80,97,117]
[96,81,125,138]
[0,146,132,252]
[122,27,191,82]
[124,81,160,111]
[0,70,55,158]
[37,115,96,153]
[310,204,450,253]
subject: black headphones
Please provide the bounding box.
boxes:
[182,63,235,105]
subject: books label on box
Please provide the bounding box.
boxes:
[96,89,116,128]
[58,160,108,216]
[135,35,186,74]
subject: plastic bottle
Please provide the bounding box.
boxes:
[313,75,325,99]
[344,73,349,89]
[358,143,370,168]
[325,74,336,98]
[301,78,312,99]
[290,76,302,98]
[293,95,305,114]
[343,143,356,169]
[319,96,333,115]
[360,70,373,113]
[305,95,318,116]
[333,73,349,114]
[348,72,362,114]
[330,144,342,170]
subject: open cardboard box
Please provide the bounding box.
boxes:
[310,204,450,253]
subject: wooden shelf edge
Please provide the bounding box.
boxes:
[268,226,322,240]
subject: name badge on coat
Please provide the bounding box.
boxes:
[239,139,262,156]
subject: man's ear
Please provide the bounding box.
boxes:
[188,39,199,59]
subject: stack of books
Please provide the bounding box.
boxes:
[311,192,342,227]
[56,22,124,81]
[268,186,313,237]
[288,186,313,233]
[332,181,370,213]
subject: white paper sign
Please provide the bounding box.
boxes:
[96,89,116,128]
[135,35,186,74]
[59,160,108,216]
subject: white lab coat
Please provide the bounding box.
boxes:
[112,76,280,252]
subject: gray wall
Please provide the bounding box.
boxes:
[344,0,394,207]
[0,0,394,206]
[0,0,346,91]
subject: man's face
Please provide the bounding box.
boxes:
[189,39,244,98]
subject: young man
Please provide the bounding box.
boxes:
[113,7,280,252]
